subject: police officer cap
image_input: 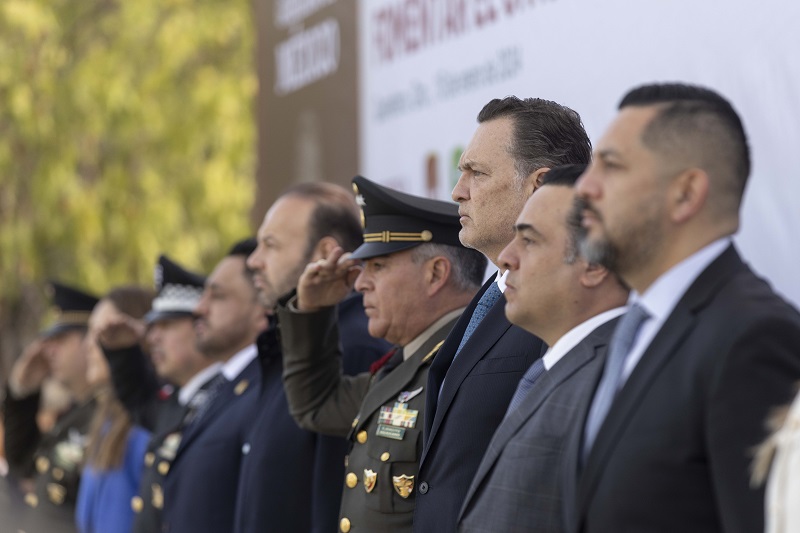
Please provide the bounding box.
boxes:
[144,255,206,324]
[41,281,99,339]
[351,175,462,260]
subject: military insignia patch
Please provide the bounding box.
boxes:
[364,469,377,493]
[392,474,414,499]
[158,432,182,461]
[397,386,423,403]
[378,403,419,429]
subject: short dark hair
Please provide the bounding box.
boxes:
[538,164,588,264]
[619,83,750,211]
[228,237,257,257]
[281,182,363,255]
[477,97,592,182]
[410,243,487,293]
[539,164,588,188]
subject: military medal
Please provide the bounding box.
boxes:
[363,469,377,493]
[392,475,414,499]
[397,386,423,403]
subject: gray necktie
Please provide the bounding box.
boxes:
[582,304,650,462]
[504,358,546,417]
[184,373,228,430]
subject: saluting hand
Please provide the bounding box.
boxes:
[297,247,361,312]
[8,339,50,398]
[97,313,145,350]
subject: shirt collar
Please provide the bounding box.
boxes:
[542,307,627,370]
[631,237,732,321]
[221,344,258,380]
[178,362,223,406]
[403,308,465,360]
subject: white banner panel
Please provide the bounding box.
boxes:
[359,0,800,307]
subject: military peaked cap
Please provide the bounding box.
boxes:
[41,281,99,338]
[351,175,463,260]
[144,255,206,324]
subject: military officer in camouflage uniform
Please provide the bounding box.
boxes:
[4,282,99,532]
[278,176,487,532]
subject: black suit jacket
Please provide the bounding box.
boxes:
[458,318,616,533]
[415,278,544,532]
[566,246,800,533]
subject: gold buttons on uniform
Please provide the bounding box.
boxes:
[356,431,367,444]
[380,452,390,462]
[36,456,49,473]
[345,472,358,488]
[158,461,170,475]
[234,379,249,395]
[144,452,155,467]
[131,496,144,513]
[52,467,64,481]
[25,493,39,508]
[340,517,351,532]
[47,483,66,505]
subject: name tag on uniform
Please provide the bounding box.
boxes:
[376,425,406,440]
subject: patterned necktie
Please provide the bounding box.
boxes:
[183,373,228,430]
[504,358,546,417]
[455,282,503,356]
[582,303,650,462]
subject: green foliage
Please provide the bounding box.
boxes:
[0,0,256,306]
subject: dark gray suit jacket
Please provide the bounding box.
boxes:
[565,246,800,533]
[457,318,616,533]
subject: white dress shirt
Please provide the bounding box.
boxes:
[542,307,627,370]
[221,344,259,381]
[178,362,223,406]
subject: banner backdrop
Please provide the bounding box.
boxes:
[358,0,800,307]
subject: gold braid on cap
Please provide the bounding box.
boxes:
[53,310,92,324]
[363,230,433,243]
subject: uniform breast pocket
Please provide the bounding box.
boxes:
[469,354,527,376]
[364,427,421,514]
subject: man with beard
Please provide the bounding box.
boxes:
[239,183,388,533]
[160,240,269,533]
[568,83,800,532]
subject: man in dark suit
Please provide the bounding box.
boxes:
[457,165,628,533]
[569,83,800,532]
[161,240,269,533]
[278,176,486,533]
[240,183,389,533]
[416,97,592,532]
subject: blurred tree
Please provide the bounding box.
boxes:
[0,0,257,378]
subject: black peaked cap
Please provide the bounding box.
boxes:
[351,175,463,260]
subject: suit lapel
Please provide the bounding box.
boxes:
[422,294,511,463]
[460,320,612,518]
[576,246,745,516]
[424,280,487,436]
[175,360,259,459]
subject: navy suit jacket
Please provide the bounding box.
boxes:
[234,293,388,533]
[565,246,800,533]
[415,278,544,532]
[162,357,261,533]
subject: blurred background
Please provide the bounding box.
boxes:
[2,0,799,379]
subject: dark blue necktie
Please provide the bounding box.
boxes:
[455,282,502,356]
